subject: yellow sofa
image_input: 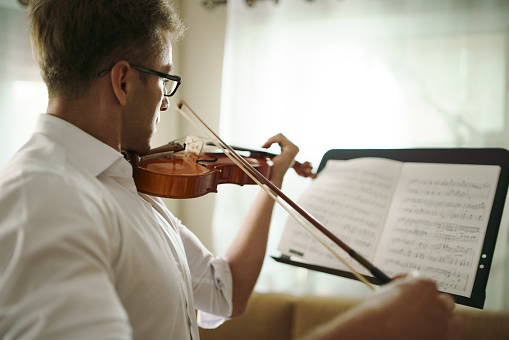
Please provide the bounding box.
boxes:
[199,292,509,340]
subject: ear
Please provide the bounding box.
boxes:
[110,61,132,106]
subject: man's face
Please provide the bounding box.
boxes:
[120,32,173,154]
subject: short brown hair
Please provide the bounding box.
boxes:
[29,0,185,99]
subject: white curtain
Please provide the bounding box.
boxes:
[214,0,509,310]
[0,3,47,168]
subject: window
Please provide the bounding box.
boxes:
[215,0,509,309]
[0,4,47,167]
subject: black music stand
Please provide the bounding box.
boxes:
[273,148,509,308]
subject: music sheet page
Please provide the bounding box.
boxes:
[374,163,500,297]
[277,158,402,275]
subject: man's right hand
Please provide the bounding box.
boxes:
[301,275,465,340]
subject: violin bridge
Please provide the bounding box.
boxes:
[185,136,204,155]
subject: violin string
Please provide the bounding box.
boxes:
[175,101,375,290]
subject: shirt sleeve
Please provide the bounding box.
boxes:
[0,172,132,339]
[179,225,234,328]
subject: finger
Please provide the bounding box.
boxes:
[380,276,438,300]
[386,271,421,287]
[391,274,407,281]
[260,133,283,148]
[438,293,456,313]
[261,133,292,149]
[390,270,421,282]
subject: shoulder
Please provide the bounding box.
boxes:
[0,133,116,240]
[2,132,104,197]
[1,133,70,185]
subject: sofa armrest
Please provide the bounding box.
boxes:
[199,292,295,340]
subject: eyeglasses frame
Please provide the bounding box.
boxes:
[97,63,182,97]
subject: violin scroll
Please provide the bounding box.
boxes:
[293,161,317,179]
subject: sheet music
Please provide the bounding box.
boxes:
[277,158,402,274]
[375,163,500,297]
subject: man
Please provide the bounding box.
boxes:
[0,0,462,339]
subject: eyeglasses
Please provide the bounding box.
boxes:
[98,63,182,97]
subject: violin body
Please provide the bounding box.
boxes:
[128,148,273,199]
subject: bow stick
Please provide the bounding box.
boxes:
[175,100,392,288]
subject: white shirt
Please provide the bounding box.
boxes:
[0,114,233,340]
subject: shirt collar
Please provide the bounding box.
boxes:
[34,113,124,178]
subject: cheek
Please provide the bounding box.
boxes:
[154,110,160,125]
[153,84,165,109]
[151,95,163,124]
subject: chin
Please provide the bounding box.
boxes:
[121,141,151,155]
[137,144,152,155]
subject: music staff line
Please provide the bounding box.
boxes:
[407,179,492,199]
[383,259,471,292]
[399,198,486,221]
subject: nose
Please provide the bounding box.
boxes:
[160,96,170,111]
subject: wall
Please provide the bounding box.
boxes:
[156,1,227,251]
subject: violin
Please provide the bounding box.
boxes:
[123,138,316,199]
[124,100,391,287]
